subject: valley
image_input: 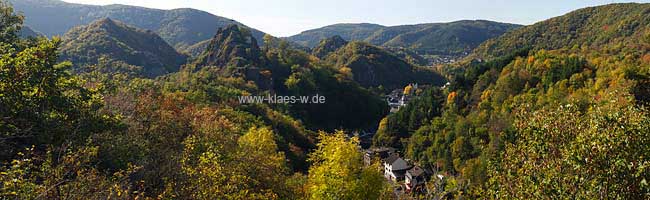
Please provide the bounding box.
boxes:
[1,0,649,199]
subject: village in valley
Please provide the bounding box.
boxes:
[355,83,451,199]
[363,146,448,198]
[386,83,425,113]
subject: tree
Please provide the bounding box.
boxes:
[486,101,650,199]
[1,146,141,199]
[373,87,445,148]
[306,131,386,200]
[0,0,23,44]
[263,34,277,50]
[171,126,294,200]
[237,127,291,198]
[404,84,413,96]
[0,36,108,160]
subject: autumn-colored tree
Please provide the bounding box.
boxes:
[338,66,353,80]
[1,146,141,199]
[642,53,650,64]
[404,84,413,96]
[169,126,294,200]
[307,131,386,200]
[486,99,650,199]
[447,91,457,105]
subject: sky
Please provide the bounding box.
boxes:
[62,0,650,37]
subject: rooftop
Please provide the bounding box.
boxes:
[383,153,401,164]
[407,166,425,177]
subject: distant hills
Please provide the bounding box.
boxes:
[59,18,187,77]
[288,23,385,48]
[7,0,520,83]
[288,20,521,55]
[9,0,522,60]
[9,0,266,49]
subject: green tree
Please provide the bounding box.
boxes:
[0,0,23,44]
[1,146,140,199]
[0,36,109,160]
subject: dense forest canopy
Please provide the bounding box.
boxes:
[373,2,650,199]
[0,1,395,198]
[59,18,188,77]
[323,40,447,90]
[1,0,649,199]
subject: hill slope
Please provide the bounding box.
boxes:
[311,35,348,58]
[18,26,41,38]
[472,3,650,59]
[383,20,521,55]
[195,24,263,69]
[60,18,188,77]
[178,39,211,57]
[325,41,446,89]
[375,3,650,199]
[288,20,521,55]
[9,0,266,48]
[287,23,385,48]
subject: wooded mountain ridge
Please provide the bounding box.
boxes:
[59,18,188,77]
[287,20,521,55]
[11,0,521,60]
[8,0,267,49]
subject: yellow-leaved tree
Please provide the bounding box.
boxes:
[171,126,293,200]
[306,131,388,200]
[403,84,413,96]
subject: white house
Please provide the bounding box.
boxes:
[383,153,411,181]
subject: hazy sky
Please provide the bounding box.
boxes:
[62,0,649,37]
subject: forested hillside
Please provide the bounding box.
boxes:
[8,0,266,49]
[195,25,263,70]
[2,0,649,199]
[288,20,521,55]
[311,35,348,58]
[0,1,393,198]
[287,23,385,47]
[17,26,40,38]
[60,18,187,77]
[374,3,650,199]
[179,39,211,57]
[324,40,446,90]
[472,3,650,59]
